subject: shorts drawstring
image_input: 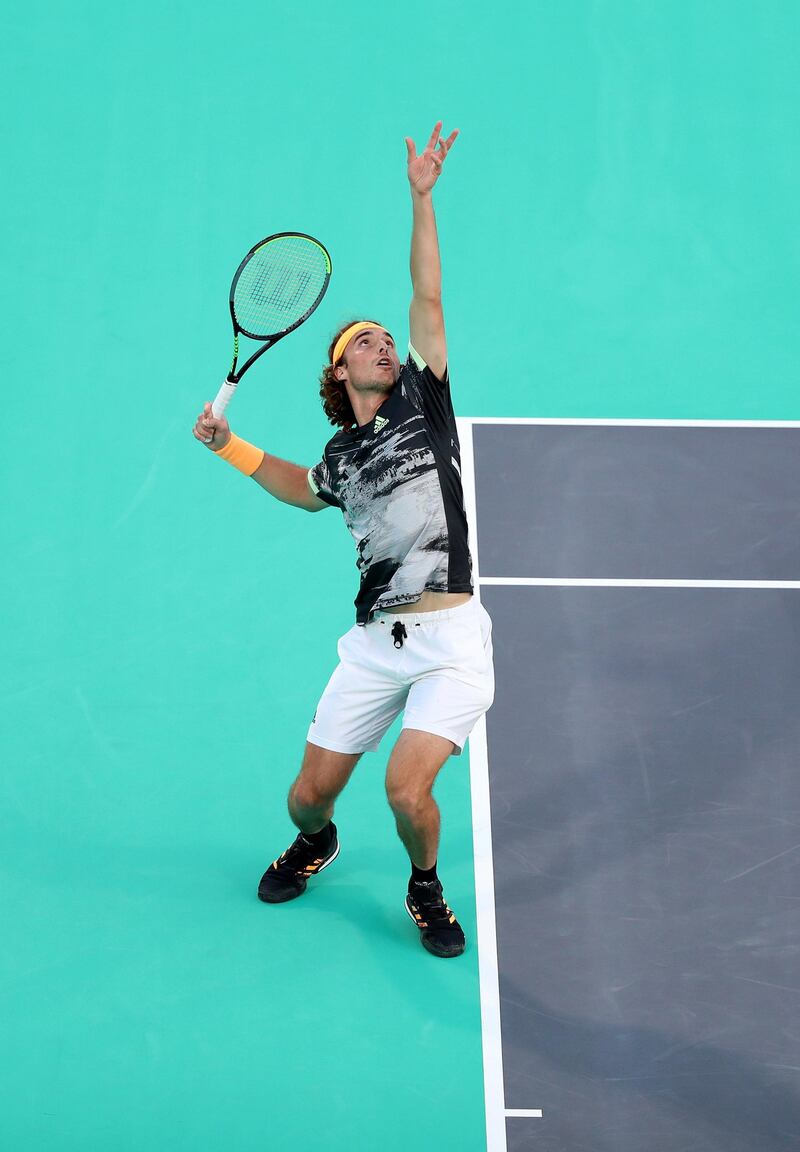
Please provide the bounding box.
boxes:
[391,621,407,649]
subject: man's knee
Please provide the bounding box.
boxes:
[290,776,332,813]
[385,776,432,821]
[290,745,361,813]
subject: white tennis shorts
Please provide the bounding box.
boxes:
[307,597,495,756]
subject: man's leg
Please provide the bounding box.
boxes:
[289,741,362,833]
[385,728,465,958]
[258,742,361,904]
[384,728,454,866]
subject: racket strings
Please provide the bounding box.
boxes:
[234,236,329,337]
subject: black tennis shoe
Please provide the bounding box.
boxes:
[405,878,466,958]
[257,823,339,904]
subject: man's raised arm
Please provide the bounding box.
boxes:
[406,121,459,381]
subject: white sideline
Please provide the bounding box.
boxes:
[480,578,800,589]
[464,417,800,427]
[459,418,514,1152]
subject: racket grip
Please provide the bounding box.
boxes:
[212,379,237,418]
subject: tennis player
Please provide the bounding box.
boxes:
[193,122,494,958]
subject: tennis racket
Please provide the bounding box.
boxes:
[212,232,332,418]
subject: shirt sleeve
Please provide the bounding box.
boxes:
[307,456,340,508]
[401,342,453,426]
[408,342,449,387]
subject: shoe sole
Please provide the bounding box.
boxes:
[258,839,341,904]
[404,894,465,958]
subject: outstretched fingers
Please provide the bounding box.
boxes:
[440,128,459,153]
[407,124,459,159]
[405,122,459,181]
[425,120,443,152]
[429,125,459,169]
[435,128,458,162]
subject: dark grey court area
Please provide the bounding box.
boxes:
[484,585,800,1152]
[474,424,800,579]
[471,424,800,1152]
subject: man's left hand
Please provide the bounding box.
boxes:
[405,121,459,195]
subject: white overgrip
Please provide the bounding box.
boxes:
[212,379,237,418]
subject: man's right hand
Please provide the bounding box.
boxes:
[193,403,231,451]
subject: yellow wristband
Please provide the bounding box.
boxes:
[215,434,265,477]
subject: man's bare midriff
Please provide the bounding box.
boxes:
[387,590,473,614]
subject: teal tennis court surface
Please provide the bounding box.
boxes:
[4,4,799,1148]
[459,418,800,1152]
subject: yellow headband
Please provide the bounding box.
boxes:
[332,321,386,367]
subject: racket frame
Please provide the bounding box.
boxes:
[227,231,332,384]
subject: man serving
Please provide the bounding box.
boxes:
[193,122,494,958]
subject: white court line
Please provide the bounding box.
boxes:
[458,418,514,1152]
[465,417,800,427]
[506,1110,545,1118]
[480,578,800,589]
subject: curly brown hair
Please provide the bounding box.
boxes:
[318,318,382,433]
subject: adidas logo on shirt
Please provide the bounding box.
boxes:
[374,415,389,433]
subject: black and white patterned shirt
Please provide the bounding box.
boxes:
[308,344,473,624]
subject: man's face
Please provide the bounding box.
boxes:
[335,328,401,394]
